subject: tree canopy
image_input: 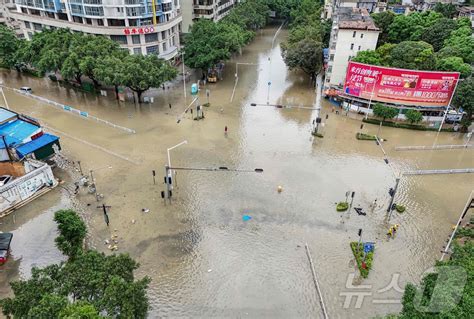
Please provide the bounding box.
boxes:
[451,77,474,132]
[405,109,423,124]
[371,11,395,47]
[0,25,23,69]
[0,210,150,318]
[373,103,399,121]
[54,209,87,259]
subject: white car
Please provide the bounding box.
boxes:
[19,87,33,94]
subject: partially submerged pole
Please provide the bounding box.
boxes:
[305,243,329,319]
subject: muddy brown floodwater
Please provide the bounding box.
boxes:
[0,26,473,318]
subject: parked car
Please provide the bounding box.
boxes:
[19,87,33,94]
[0,233,13,265]
[0,175,13,187]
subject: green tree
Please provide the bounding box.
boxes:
[436,57,472,79]
[352,50,382,65]
[388,11,442,43]
[373,103,399,121]
[452,77,474,132]
[0,25,22,69]
[54,209,86,259]
[421,18,457,52]
[223,0,269,30]
[389,41,436,70]
[371,11,395,46]
[282,38,322,80]
[405,109,423,124]
[93,53,127,99]
[119,54,177,102]
[59,302,101,318]
[1,210,151,318]
[184,19,248,76]
[265,0,300,19]
[432,3,458,19]
[443,26,474,64]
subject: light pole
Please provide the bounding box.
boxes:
[182,51,186,102]
[365,74,378,120]
[438,78,462,133]
[0,82,10,110]
[230,62,259,103]
[167,140,188,187]
[89,165,113,201]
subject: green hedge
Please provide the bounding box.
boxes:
[356,132,377,140]
[362,118,454,132]
[350,242,374,278]
[395,205,405,213]
[336,202,349,211]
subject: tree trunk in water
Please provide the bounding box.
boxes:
[75,74,82,85]
[136,90,143,104]
[114,85,119,100]
[91,77,100,89]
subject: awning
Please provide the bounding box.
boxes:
[16,133,59,158]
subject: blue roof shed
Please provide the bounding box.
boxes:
[0,108,18,125]
[16,133,59,159]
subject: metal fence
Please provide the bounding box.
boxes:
[404,168,474,176]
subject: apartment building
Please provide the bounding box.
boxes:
[181,0,239,33]
[324,7,379,90]
[8,0,182,60]
[0,0,22,35]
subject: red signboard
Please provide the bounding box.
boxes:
[123,26,155,35]
[343,62,459,107]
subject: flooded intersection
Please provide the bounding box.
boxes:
[0,27,473,318]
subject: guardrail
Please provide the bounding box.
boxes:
[6,87,136,134]
[396,144,473,151]
[403,168,474,175]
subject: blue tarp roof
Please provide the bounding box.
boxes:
[16,133,59,158]
[0,119,40,147]
[0,108,17,124]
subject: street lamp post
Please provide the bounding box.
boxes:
[167,140,188,187]
[89,165,113,201]
[438,78,462,133]
[182,51,186,102]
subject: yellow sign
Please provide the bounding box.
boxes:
[152,0,157,25]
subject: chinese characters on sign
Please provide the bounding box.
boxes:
[343,62,460,107]
[123,26,156,35]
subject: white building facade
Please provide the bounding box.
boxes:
[325,7,379,90]
[181,0,239,33]
[9,0,182,60]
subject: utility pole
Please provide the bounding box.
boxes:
[97,204,111,227]
[349,191,355,212]
[77,160,83,175]
[387,178,400,220]
[0,83,10,110]
[164,165,172,203]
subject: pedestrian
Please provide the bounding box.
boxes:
[371,199,378,209]
[162,84,165,90]
[225,126,228,136]
[169,103,172,109]
[387,227,393,238]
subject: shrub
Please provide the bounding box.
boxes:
[336,202,349,211]
[362,118,454,132]
[395,204,405,213]
[350,242,374,278]
[356,132,377,140]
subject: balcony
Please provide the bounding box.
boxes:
[159,45,178,60]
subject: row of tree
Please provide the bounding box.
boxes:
[280,0,331,81]
[0,209,150,318]
[353,7,473,131]
[183,0,270,76]
[0,26,177,101]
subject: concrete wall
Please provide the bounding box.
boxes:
[327,28,379,87]
[0,162,56,213]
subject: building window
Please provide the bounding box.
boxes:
[24,21,30,29]
[27,32,33,39]
[328,66,332,72]
[330,54,334,61]
[33,23,42,31]
[358,45,361,51]
[161,31,166,40]
[146,45,159,55]
[353,31,356,38]
[360,33,364,39]
[110,35,127,45]
[133,48,142,55]
[97,19,104,26]
[85,18,92,24]
[163,41,167,52]
[84,6,104,16]
[132,35,140,44]
[350,43,354,50]
[145,33,158,43]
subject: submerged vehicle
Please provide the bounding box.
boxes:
[0,232,13,265]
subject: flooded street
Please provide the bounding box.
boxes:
[1,26,473,318]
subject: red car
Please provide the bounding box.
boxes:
[0,233,13,265]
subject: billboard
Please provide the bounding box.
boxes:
[343,62,459,107]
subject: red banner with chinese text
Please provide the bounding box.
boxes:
[343,62,459,107]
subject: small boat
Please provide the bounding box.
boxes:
[0,233,13,265]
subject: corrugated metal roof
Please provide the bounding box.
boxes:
[16,133,59,158]
[0,120,41,146]
[0,108,18,124]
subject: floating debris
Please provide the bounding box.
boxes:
[242,215,252,221]
[277,185,283,193]
[142,208,150,213]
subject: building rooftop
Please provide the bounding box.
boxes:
[0,108,18,125]
[337,7,379,31]
[0,119,41,147]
